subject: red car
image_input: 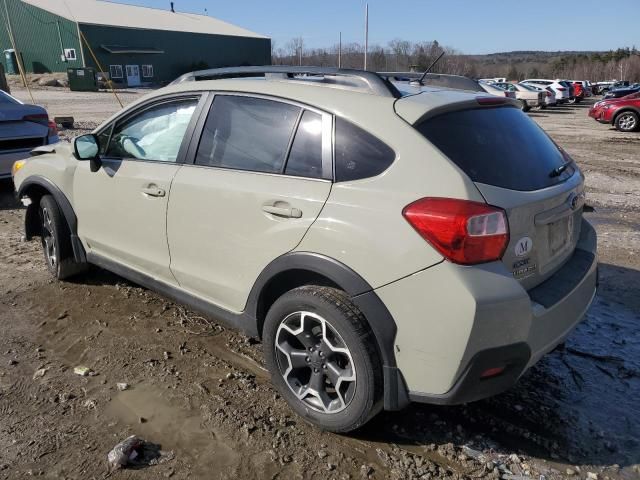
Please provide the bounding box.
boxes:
[571,82,585,102]
[589,92,640,132]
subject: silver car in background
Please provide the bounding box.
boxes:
[522,83,558,107]
[479,81,517,100]
[0,90,59,180]
[493,82,546,111]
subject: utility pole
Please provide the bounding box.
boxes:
[364,3,369,70]
[338,32,342,68]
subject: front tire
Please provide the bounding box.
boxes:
[39,195,84,280]
[614,111,639,132]
[263,286,383,432]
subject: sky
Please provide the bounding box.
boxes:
[111,0,639,54]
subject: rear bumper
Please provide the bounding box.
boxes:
[377,219,597,406]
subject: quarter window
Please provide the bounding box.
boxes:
[105,99,198,162]
[334,118,395,182]
[285,110,324,179]
[109,65,123,79]
[195,95,300,174]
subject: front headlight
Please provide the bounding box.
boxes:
[11,159,27,177]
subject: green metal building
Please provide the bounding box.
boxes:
[0,0,271,85]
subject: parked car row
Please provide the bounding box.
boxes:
[479,78,596,111]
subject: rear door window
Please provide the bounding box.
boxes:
[334,118,395,182]
[195,95,300,174]
[417,106,575,191]
[284,110,324,179]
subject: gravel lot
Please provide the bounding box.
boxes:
[1,88,639,480]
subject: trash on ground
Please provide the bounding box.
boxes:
[73,366,93,376]
[32,368,48,379]
[107,435,164,469]
[116,382,130,391]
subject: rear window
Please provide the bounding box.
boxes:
[417,107,575,191]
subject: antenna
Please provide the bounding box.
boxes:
[417,50,445,85]
[364,3,369,70]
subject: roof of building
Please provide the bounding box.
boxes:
[22,0,269,39]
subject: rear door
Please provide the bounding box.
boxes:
[167,94,333,312]
[416,105,584,289]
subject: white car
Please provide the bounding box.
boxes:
[493,82,546,111]
[522,79,570,103]
[521,83,557,107]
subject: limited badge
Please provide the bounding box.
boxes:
[514,237,533,257]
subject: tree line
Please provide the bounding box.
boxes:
[272,40,640,82]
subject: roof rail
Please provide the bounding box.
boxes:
[378,72,483,93]
[170,66,402,98]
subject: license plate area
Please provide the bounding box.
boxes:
[548,215,574,258]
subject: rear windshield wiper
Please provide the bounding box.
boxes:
[549,161,572,178]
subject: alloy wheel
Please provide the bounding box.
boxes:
[274,311,356,414]
[618,113,637,131]
[41,207,57,270]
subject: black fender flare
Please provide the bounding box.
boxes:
[245,251,409,410]
[17,175,86,262]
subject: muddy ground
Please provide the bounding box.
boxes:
[0,89,639,480]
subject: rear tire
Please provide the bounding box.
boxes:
[39,195,85,280]
[521,101,531,112]
[614,111,639,132]
[263,286,383,432]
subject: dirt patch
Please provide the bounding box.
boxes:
[1,94,639,479]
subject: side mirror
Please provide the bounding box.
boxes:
[74,134,102,172]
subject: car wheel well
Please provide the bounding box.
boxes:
[21,185,50,239]
[256,269,341,338]
[614,108,639,121]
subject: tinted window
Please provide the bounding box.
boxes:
[335,118,395,182]
[417,107,575,191]
[285,110,324,179]
[196,96,300,174]
[106,99,197,162]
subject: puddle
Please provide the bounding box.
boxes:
[105,385,240,476]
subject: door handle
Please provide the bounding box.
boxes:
[262,204,302,218]
[141,186,166,197]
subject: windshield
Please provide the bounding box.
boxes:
[416,106,576,191]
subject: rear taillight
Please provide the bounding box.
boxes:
[22,113,49,125]
[557,87,566,91]
[546,91,552,97]
[403,198,509,265]
[47,120,58,137]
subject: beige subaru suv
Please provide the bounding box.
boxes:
[12,67,597,432]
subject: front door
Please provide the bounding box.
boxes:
[74,95,201,283]
[167,94,333,312]
[126,65,140,87]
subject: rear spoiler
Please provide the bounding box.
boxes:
[378,72,484,92]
